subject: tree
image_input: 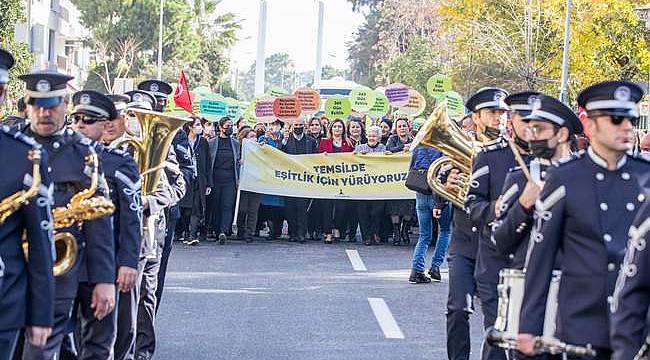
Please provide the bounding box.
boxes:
[387,36,443,112]
[321,65,348,80]
[440,0,650,100]
[0,0,33,114]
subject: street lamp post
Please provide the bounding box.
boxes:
[559,0,572,104]
[314,1,325,87]
[255,0,268,96]
[157,0,164,80]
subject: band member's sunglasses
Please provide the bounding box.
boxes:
[72,114,108,125]
[610,115,638,126]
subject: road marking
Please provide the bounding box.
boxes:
[368,298,405,339]
[345,249,367,271]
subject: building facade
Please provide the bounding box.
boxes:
[14,0,91,89]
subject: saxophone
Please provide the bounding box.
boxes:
[0,149,43,224]
[22,149,115,276]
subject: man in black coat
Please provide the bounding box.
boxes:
[279,117,318,243]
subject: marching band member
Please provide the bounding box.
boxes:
[444,110,481,360]
[517,81,650,359]
[136,79,194,312]
[18,70,116,360]
[0,48,55,360]
[70,90,143,359]
[491,93,581,268]
[104,93,147,360]
[464,87,531,360]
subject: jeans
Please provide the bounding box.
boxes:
[411,192,453,273]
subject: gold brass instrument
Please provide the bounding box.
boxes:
[0,149,43,225]
[22,151,115,276]
[117,108,191,196]
[416,103,474,208]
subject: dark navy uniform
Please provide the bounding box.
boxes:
[0,125,54,360]
[464,87,534,360]
[610,185,650,360]
[18,71,116,360]
[492,94,583,270]
[446,202,480,360]
[520,80,649,358]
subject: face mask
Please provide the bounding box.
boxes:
[224,128,233,137]
[194,125,203,135]
[529,139,556,159]
[293,127,304,136]
[514,134,530,152]
[483,126,501,140]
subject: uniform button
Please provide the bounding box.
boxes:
[508,254,514,260]
[596,173,605,181]
[52,142,60,149]
[627,203,635,211]
[603,234,612,242]
[607,296,613,304]
[639,194,647,203]
[47,167,52,173]
[471,227,477,233]
[608,263,616,271]
[621,172,631,180]
[600,203,608,211]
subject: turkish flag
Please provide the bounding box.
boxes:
[174,70,193,114]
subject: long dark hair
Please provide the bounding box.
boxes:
[347,118,367,145]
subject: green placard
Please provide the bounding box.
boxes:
[325,96,352,119]
[368,92,389,119]
[443,91,464,117]
[199,99,227,117]
[426,74,452,98]
[268,86,289,98]
[349,86,377,113]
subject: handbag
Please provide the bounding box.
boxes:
[405,168,432,194]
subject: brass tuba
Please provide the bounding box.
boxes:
[117,109,191,196]
[0,149,43,224]
[23,150,115,276]
[415,103,474,209]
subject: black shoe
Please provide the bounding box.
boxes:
[408,271,432,284]
[288,237,297,242]
[244,235,253,243]
[218,233,226,245]
[298,236,306,244]
[428,266,442,282]
[401,222,410,245]
[184,238,200,246]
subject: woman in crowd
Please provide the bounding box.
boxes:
[319,119,354,243]
[207,117,240,244]
[386,118,415,245]
[236,127,262,243]
[347,118,367,146]
[320,116,330,133]
[307,116,324,143]
[379,118,393,145]
[178,117,210,245]
[354,125,387,245]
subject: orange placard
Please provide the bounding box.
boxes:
[294,88,321,114]
[273,96,302,121]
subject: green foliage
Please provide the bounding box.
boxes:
[347,9,381,87]
[0,0,32,114]
[387,37,443,112]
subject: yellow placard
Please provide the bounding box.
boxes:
[238,141,415,200]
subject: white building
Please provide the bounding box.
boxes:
[14,0,92,89]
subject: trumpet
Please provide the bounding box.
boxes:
[0,149,43,224]
[22,150,115,276]
[415,103,475,208]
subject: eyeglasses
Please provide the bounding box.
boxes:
[72,114,108,125]
[610,115,638,127]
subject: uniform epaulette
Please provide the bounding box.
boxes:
[1,124,40,149]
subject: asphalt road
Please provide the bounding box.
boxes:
[155,237,484,360]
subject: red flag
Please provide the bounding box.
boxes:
[174,70,193,114]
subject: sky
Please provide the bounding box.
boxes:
[217,0,366,73]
